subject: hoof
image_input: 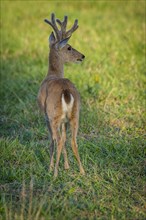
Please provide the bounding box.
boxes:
[49,166,54,172]
[54,168,58,178]
[64,163,70,170]
[80,168,85,175]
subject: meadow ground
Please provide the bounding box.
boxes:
[0,1,145,220]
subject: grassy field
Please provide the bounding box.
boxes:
[0,1,145,219]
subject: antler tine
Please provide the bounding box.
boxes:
[44,19,54,29]
[51,13,61,40]
[66,19,78,37]
[44,13,61,41]
[56,15,68,38]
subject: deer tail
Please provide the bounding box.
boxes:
[61,89,74,112]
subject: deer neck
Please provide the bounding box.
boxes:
[47,49,64,78]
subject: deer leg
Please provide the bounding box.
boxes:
[51,120,64,177]
[63,147,69,170]
[54,135,64,177]
[49,140,55,171]
[70,119,85,175]
[49,124,55,171]
[45,114,55,171]
[62,123,69,170]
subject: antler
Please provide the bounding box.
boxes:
[44,13,61,41]
[44,13,79,41]
[56,16,78,38]
[66,19,78,37]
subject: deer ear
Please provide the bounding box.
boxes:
[49,32,56,45]
[56,36,71,50]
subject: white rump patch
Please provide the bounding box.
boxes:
[61,93,74,118]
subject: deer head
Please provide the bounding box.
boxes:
[44,13,85,65]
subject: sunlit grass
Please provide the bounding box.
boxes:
[0,1,145,220]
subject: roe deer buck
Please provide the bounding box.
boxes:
[38,13,85,177]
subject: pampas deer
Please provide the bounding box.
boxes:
[38,13,85,177]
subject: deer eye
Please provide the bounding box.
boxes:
[68,46,71,51]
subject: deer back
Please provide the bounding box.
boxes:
[38,77,80,116]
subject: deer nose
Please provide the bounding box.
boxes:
[82,55,85,59]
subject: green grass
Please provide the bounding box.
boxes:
[0,1,145,219]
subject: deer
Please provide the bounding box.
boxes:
[37,13,85,177]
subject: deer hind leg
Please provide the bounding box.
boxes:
[62,123,69,170]
[70,118,85,175]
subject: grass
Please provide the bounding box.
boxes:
[0,1,146,219]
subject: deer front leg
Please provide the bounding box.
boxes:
[63,147,70,170]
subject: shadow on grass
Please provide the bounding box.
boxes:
[1,55,145,180]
